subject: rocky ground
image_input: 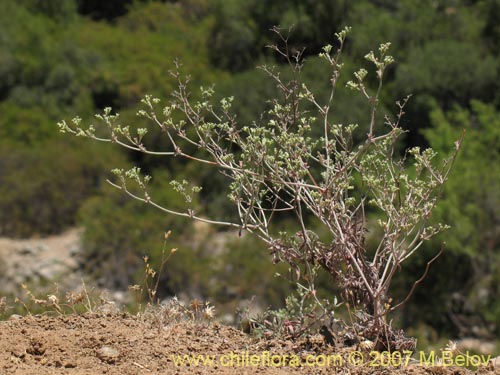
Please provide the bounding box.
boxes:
[1,313,499,375]
[0,229,84,297]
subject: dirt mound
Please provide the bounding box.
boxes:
[0,314,497,375]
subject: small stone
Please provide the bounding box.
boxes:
[64,361,77,368]
[96,346,120,364]
[19,245,37,255]
[10,347,26,359]
[27,339,45,356]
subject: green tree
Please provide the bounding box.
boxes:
[424,101,499,257]
[208,0,258,72]
[19,0,78,22]
[394,40,497,109]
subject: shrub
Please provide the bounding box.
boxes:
[0,139,125,237]
[59,28,460,348]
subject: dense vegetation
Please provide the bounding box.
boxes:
[0,0,498,341]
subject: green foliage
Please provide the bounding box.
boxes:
[213,66,279,126]
[207,0,350,71]
[349,0,484,57]
[74,2,219,108]
[0,103,59,144]
[78,169,189,290]
[394,41,497,107]
[347,0,499,144]
[20,0,78,22]
[0,0,222,239]
[426,102,499,334]
[424,101,499,256]
[272,0,350,53]
[0,139,124,237]
[251,286,340,339]
[0,1,97,105]
[208,0,258,72]
[478,0,500,51]
[393,101,500,335]
[217,235,291,307]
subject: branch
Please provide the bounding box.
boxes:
[106,179,249,230]
[389,243,445,313]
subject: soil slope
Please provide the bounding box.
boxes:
[0,314,498,375]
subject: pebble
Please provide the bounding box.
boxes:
[96,346,120,364]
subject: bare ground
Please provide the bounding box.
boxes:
[0,313,498,375]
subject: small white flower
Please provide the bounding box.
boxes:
[203,303,215,320]
[359,340,374,351]
[445,340,458,354]
[48,295,59,305]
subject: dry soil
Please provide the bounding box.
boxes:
[0,313,498,375]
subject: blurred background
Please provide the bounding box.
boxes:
[0,0,498,353]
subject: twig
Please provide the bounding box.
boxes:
[389,243,445,312]
[132,362,151,371]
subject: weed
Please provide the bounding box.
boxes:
[60,27,461,348]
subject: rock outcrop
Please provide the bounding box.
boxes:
[0,228,83,296]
